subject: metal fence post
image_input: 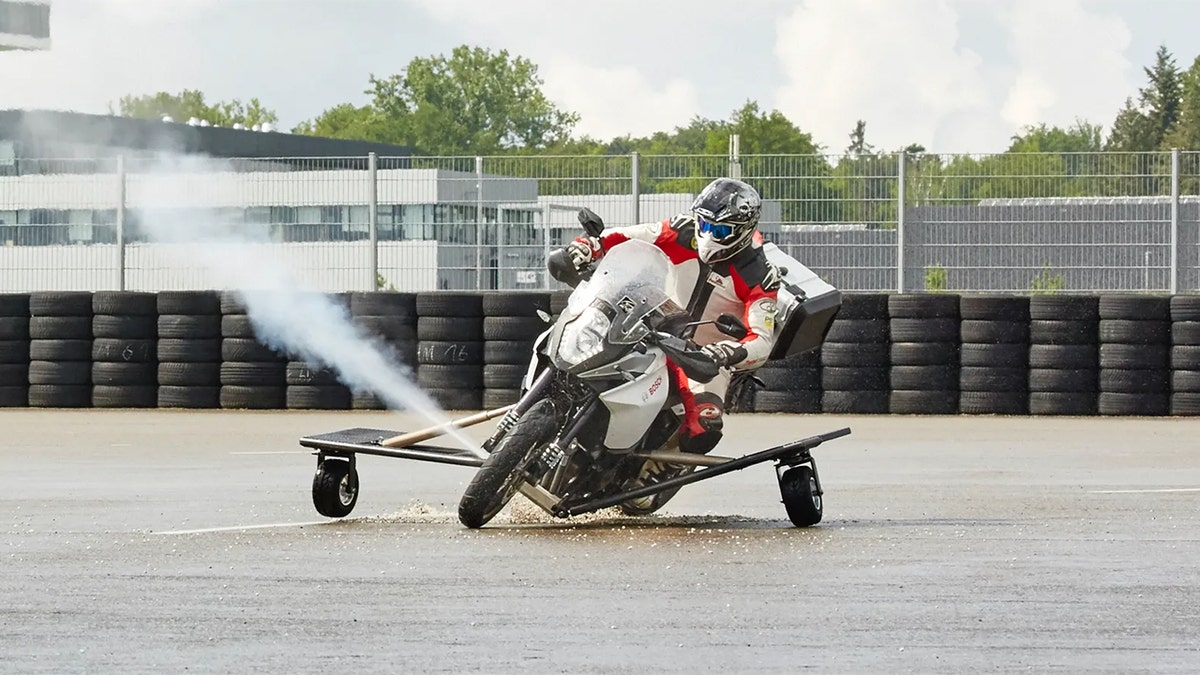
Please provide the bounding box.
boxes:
[475,155,484,291]
[896,151,906,293]
[728,134,742,180]
[631,151,640,226]
[116,155,126,291]
[542,203,552,290]
[368,152,378,292]
[1171,148,1180,295]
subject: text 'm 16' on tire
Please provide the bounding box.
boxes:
[458,399,557,529]
[312,458,359,518]
[779,465,822,527]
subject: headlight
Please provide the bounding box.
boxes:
[557,306,611,366]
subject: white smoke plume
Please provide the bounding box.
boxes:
[129,152,482,453]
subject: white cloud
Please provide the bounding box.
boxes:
[999,0,1133,134]
[539,61,700,140]
[772,0,1136,154]
[401,0,773,140]
[773,0,992,153]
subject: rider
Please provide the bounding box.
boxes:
[564,177,781,455]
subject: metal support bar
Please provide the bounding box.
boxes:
[552,427,851,518]
[896,151,906,293]
[1171,147,1180,295]
[306,442,484,468]
[630,450,732,468]
[368,152,378,292]
[116,155,126,291]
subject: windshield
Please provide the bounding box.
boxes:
[564,239,675,341]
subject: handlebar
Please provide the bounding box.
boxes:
[649,331,720,384]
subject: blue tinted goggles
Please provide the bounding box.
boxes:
[697,218,735,241]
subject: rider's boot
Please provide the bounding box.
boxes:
[678,391,725,455]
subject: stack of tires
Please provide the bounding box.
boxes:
[1098,295,1171,416]
[550,290,573,318]
[1170,295,1200,415]
[157,291,223,409]
[91,291,158,408]
[0,294,30,407]
[821,293,890,414]
[1028,296,1099,415]
[888,294,960,414]
[481,292,550,409]
[959,296,1030,415]
[416,292,484,411]
[219,291,288,410]
[753,351,822,413]
[348,291,418,410]
[275,292,355,412]
[28,291,93,408]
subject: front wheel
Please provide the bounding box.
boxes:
[779,465,822,527]
[458,399,557,528]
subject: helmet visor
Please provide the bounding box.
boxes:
[697,218,736,241]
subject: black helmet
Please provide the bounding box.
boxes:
[691,178,762,263]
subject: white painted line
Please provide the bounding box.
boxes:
[151,520,332,535]
[230,451,309,455]
[1088,488,1200,494]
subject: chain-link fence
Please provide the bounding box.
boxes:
[1,149,1198,293]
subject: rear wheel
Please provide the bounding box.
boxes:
[618,460,694,516]
[779,465,822,527]
[312,458,359,518]
[458,399,557,528]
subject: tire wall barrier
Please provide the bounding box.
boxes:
[1,290,1198,416]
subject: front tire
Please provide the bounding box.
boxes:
[458,399,557,528]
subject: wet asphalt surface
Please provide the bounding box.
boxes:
[3,409,1200,673]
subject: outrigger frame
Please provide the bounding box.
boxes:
[299,406,850,520]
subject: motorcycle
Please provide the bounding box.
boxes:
[300,209,849,529]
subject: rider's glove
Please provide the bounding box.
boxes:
[700,341,748,369]
[566,236,601,269]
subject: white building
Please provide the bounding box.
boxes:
[0,0,50,51]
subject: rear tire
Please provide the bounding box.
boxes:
[458,399,557,528]
[312,459,359,518]
[780,465,822,527]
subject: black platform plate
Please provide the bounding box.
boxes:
[299,427,485,468]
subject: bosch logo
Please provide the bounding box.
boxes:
[642,376,664,401]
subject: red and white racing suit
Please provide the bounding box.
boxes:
[582,213,781,454]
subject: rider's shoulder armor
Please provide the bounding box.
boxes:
[667,213,696,234]
[662,213,699,256]
[717,244,780,292]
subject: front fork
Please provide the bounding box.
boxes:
[481,367,556,453]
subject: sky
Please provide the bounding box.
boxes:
[2,0,1199,154]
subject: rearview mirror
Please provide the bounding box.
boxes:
[577,207,605,239]
[715,313,749,340]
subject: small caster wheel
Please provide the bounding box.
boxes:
[779,465,822,527]
[313,458,358,518]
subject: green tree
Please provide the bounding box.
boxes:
[297,45,580,155]
[1164,54,1200,150]
[1107,45,1181,151]
[290,103,402,143]
[112,89,278,128]
[1008,120,1103,153]
[846,119,874,157]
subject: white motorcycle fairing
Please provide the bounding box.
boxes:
[580,350,669,450]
